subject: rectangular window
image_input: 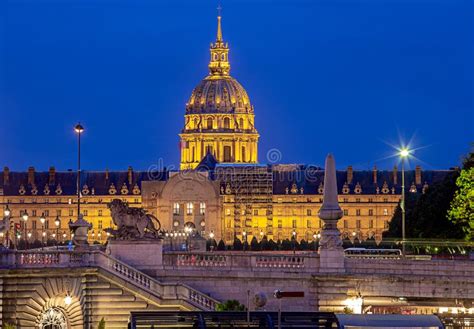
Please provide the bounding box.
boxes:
[344,220,348,229]
[225,208,231,216]
[134,198,139,204]
[383,198,388,203]
[383,208,388,216]
[343,209,348,216]
[173,203,180,215]
[186,202,193,215]
[368,198,373,203]
[306,209,312,216]
[45,220,49,229]
[20,199,24,204]
[32,220,37,229]
[368,209,373,216]
[356,220,361,229]
[98,220,103,230]
[200,202,206,215]
[343,198,348,203]
[307,219,311,228]
[98,210,103,217]
[292,219,297,228]
[45,199,49,204]
[69,209,74,216]
[83,210,88,216]
[253,209,258,216]
[56,210,61,216]
[356,198,360,203]
[44,210,49,216]
[356,209,361,216]
[369,219,373,229]
[32,210,37,216]
[278,220,282,228]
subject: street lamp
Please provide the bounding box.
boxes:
[40,213,46,247]
[4,205,11,248]
[74,123,84,222]
[399,148,410,256]
[4,205,10,217]
[55,216,61,249]
[243,231,247,251]
[22,210,28,249]
[292,230,297,253]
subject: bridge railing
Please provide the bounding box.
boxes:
[0,249,220,311]
[163,251,319,272]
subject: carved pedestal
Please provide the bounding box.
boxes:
[107,239,163,271]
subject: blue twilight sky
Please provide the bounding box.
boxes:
[0,0,472,172]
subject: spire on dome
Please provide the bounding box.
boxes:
[217,5,223,42]
[209,6,230,76]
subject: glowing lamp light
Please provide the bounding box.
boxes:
[40,215,46,224]
[74,123,84,133]
[317,233,321,239]
[400,149,410,157]
[345,296,363,314]
[22,211,29,221]
[4,206,11,217]
[42,232,46,237]
[209,232,215,239]
[64,293,72,306]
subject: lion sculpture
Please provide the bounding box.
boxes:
[107,199,161,239]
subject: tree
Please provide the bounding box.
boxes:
[260,236,270,250]
[232,238,243,251]
[250,236,260,251]
[216,299,246,311]
[281,239,292,250]
[97,317,106,329]
[217,239,226,251]
[385,170,465,240]
[448,167,474,241]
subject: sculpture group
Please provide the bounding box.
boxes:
[107,199,161,239]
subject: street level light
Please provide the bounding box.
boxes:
[55,216,61,249]
[399,148,410,256]
[4,206,10,217]
[22,210,28,249]
[40,213,46,247]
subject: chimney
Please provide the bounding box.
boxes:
[372,165,377,184]
[393,166,398,185]
[28,166,35,185]
[347,166,353,184]
[3,167,9,185]
[128,166,133,185]
[48,166,56,185]
[415,165,422,185]
[105,168,109,181]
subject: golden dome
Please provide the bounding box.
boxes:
[186,75,253,114]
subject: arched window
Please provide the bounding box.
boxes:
[194,118,198,128]
[207,118,213,129]
[173,203,180,215]
[223,117,230,129]
[239,118,244,129]
[39,307,68,329]
[200,202,206,215]
[186,202,194,215]
[223,146,232,162]
[213,53,218,61]
[221,53,226,61]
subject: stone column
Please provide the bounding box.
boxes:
[318,154,345,272]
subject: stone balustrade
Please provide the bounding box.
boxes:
[164,251,318,272]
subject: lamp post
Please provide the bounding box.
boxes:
[74,123,84,221]
[292,230,297,253]
[40,213,46,248]
[4,205,11,248]
[242,231,247,251]
[54,216,61,249]
[400,148,410,256]
[22,210,28,249]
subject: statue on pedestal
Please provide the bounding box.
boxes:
[106,199,161,240]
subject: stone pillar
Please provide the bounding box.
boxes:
[318,154,345,272]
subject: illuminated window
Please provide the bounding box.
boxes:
[223,146,232,162]
[98,210,103,217]
[173,203,180,215]
[83,210,88,216]
[186,202,193,215]
[69,209,74,216]
[383,208,388,216]
[292,219,297,228]
[307,209,312,216]
[369,219,373,229]
[207,118,213,129]
[199,202,206,215]
[223,117,230,129]
[343,209,348,216]
[225,208,231,216]
[98,220,103,230]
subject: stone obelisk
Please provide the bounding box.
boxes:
[318,154,345,272]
